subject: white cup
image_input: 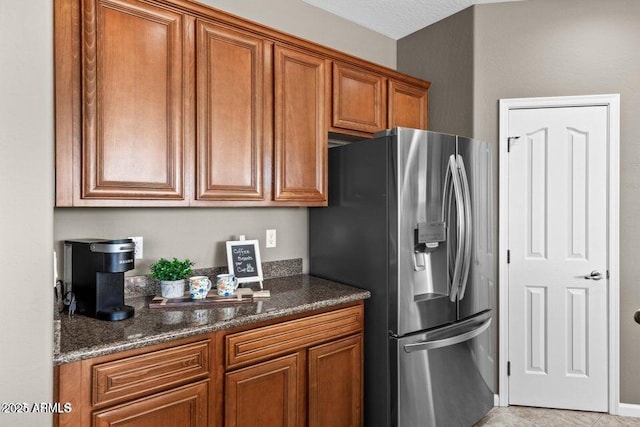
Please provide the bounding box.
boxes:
[216,274,238,297]
[189,276,212,299]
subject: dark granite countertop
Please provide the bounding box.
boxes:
[53,275,370,365]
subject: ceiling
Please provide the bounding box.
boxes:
[301,0,525,40]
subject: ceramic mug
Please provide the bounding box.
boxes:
[189,276,212,299]
[216,274,238,297]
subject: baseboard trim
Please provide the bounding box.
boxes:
[491,395,639,416]
[618,403,640,418]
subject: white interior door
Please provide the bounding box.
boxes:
[507,105,609,411]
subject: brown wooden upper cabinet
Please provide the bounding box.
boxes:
[76,0,189,204]
[54,0,429,207]
[195,20,270,203]
[274,46,329,204]
[330,63,430,138]
[388,79,429,130]
[331,62,387,135]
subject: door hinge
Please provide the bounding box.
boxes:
[507,136,520,153]
[507,250,511,264]
[507,361,511,376]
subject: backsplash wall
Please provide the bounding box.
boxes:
[54,208,309,277]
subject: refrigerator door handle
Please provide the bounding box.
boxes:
[403,317,492,353]
[446,155,465,302]
[443,162,454,280]
[442,160,453,280]
[456,155,473,301]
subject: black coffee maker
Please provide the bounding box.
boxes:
[64,239,136,321]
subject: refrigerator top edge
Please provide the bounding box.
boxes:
[373,127,476,142]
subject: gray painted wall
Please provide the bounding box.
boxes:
[54,208,308,275]
[200,0,396,69]
[398,7,475,137]
[0,1,54,425]
[398,0,640,405]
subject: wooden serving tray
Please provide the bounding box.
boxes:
[149,288,270,308]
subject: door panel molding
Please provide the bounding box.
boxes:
[498,94,620,413]
[525,286,547,374]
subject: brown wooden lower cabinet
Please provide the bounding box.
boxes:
[225,352,304,427]
[55,336,215,427]
[308,335,362,427]
[224,335,363,427]
[92,380,209,427]
[223,305,363,427]
[55,303,364,427]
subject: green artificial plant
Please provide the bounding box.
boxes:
[149,257,194,281]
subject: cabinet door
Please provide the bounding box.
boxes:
[81,0,188,201]
[331,62,386,135]
[388,80,429,130]
[273,46,328,205]
[92,380,208,427]
[196,20,271,201]
[225,353,303,427]
[308,334,363,427]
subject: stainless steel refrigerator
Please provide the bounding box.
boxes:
[310,128,496,426]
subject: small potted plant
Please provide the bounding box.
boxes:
[150,257,194,298]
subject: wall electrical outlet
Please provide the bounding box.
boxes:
[266,229,277,248]
[129,236,143,259]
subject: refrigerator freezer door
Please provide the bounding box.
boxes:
[456,137,496,320]
[394,128,457,336]
[392,311,494,427]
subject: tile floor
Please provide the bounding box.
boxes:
[474,406,640,426]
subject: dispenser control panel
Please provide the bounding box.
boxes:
[417,221,446,245]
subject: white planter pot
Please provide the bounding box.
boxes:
[160,279,186,298]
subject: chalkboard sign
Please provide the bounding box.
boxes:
[226,240,263,287]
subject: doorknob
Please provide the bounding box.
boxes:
[584,270,603,280]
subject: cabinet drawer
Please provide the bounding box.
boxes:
[93,379,209,427]
[92,340,210,406]
[226,305,363,369]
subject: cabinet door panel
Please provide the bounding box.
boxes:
[308,334,363,427]
[332,62,386,134]
[388,80,428,130]
[274,46,328,204]
[92,380,208,427]
[82,0,187,200]
[196,20,269,201]
[225,353,302,427]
